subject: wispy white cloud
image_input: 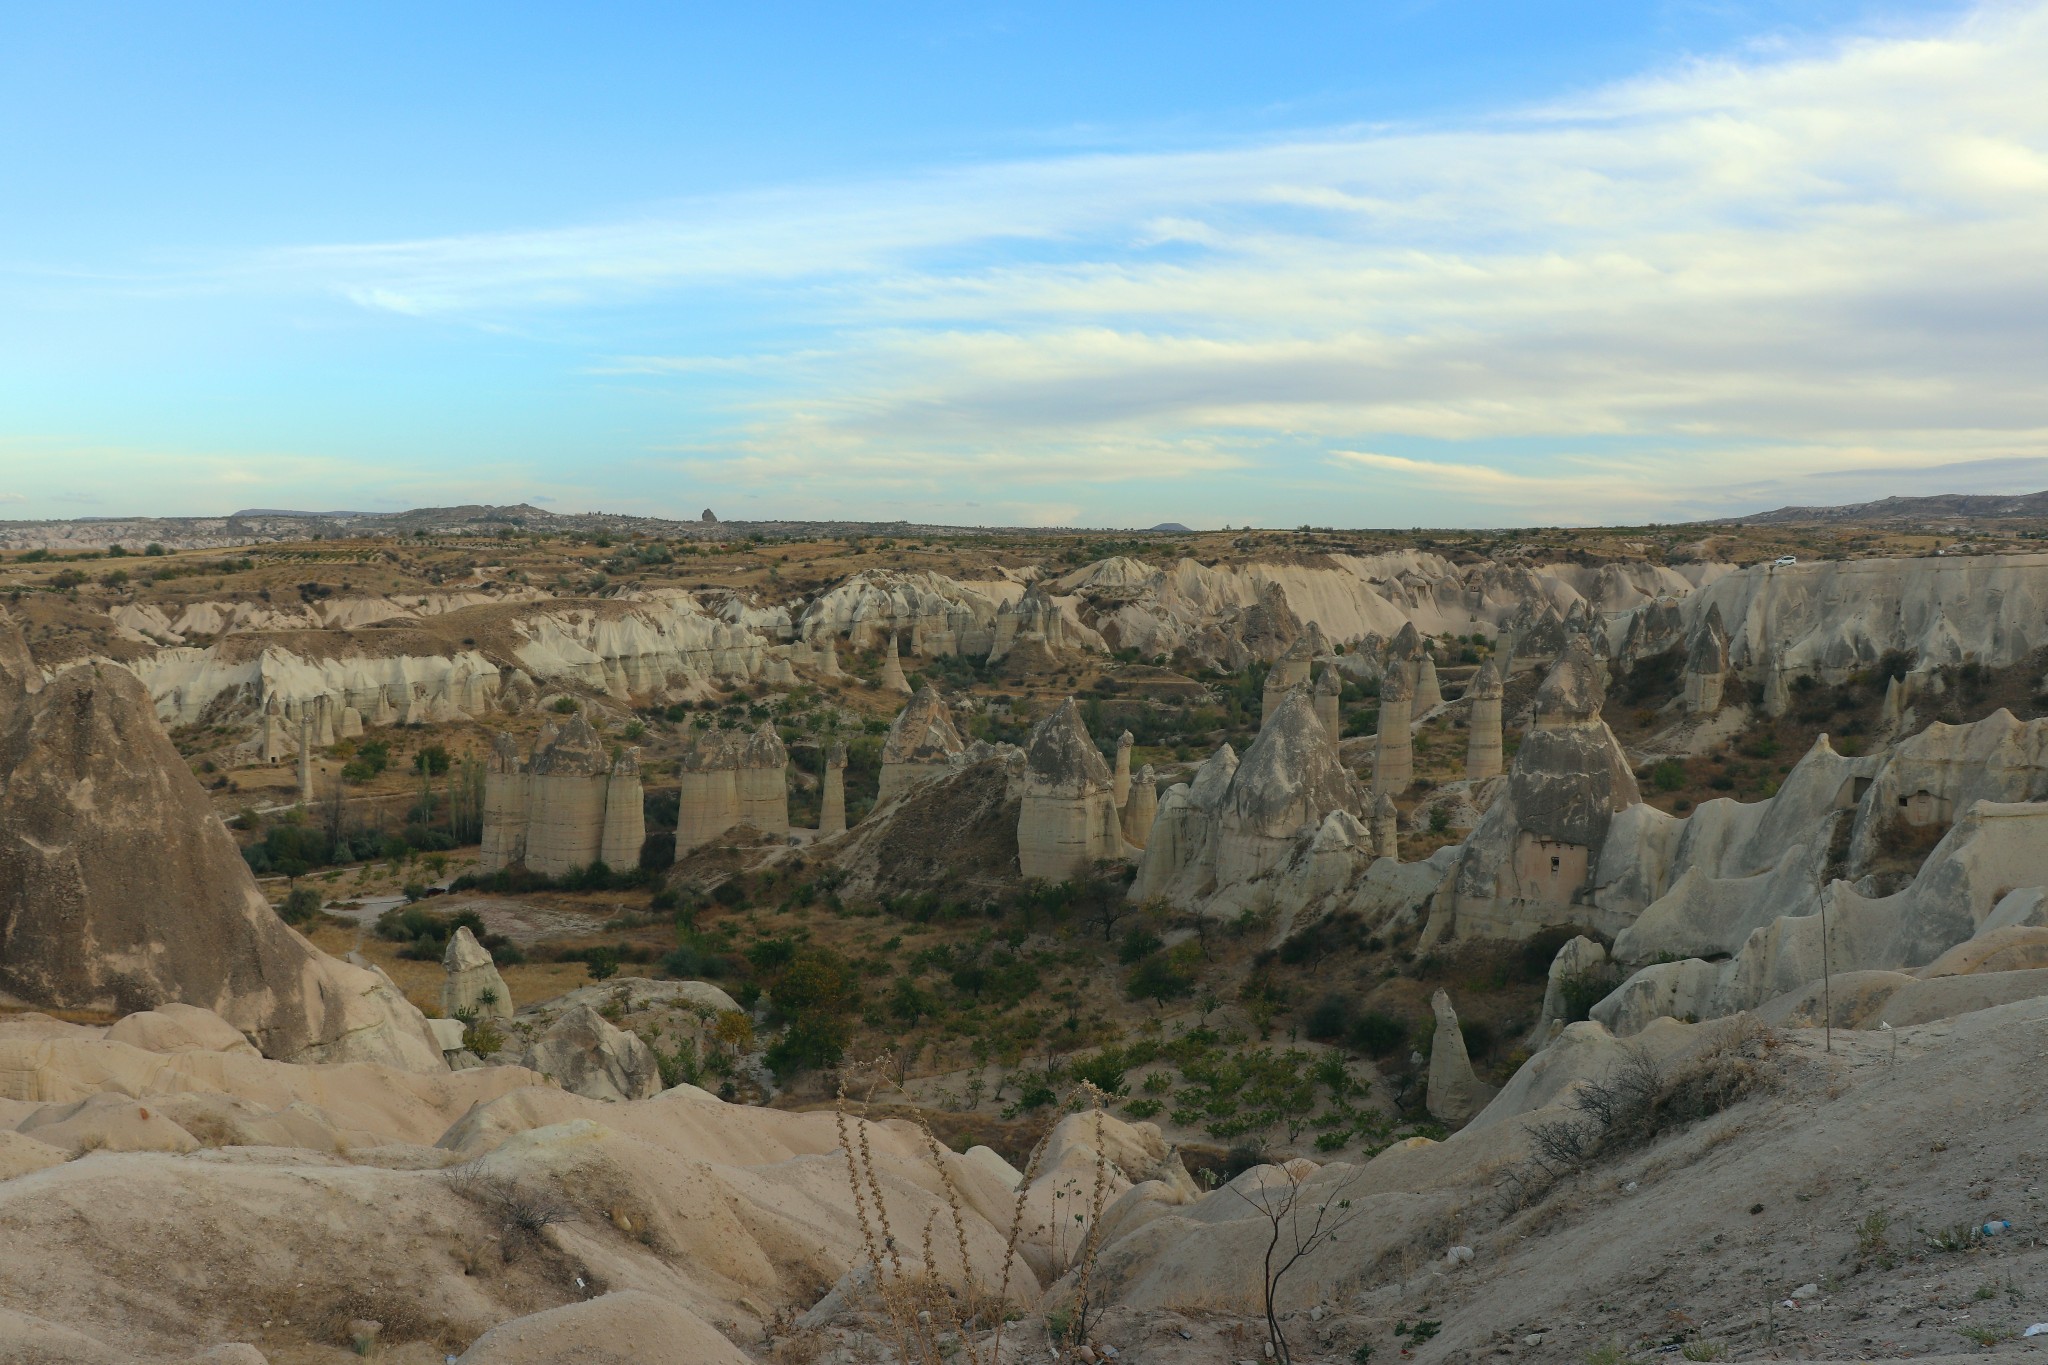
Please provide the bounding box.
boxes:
[96,3,2048,522]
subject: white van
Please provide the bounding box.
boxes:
[1774,555,1797,567]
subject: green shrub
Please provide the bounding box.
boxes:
[1651,759,1686,792]
[765,1015,848,1080]
[1305,993,1354,1041]
[1068,1050,1128,1096]
[278,886,323,924]
[1349,1011,1408,1056]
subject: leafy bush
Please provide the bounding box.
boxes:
[1126,946,1198,1005]
[1304,993,1354,1042]
[765,1015,848,1080]
[1651,758,1686,792]
[1349,1011,1408,1057]
[1068,1050,1128,1096]
[1117,928,1163,964]
[278,886,323,924]
[341,740,391,784]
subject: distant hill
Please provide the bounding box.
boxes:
[0,503,1069,553]
[1724,490,2048,526]
[1147,522,1193,532]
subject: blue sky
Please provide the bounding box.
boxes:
[4,0,2044,528]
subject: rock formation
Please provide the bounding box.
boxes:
[1374,665,1414,794]
[1261,636,1315,722]
[878,633,913,694]
[1372,791,1400,862]
[480,717,644,876]
[676,726,743,854]
[1425,989,1495,1125]
[797,568,1011,658]
[524,715,609,874]
[1414,655,1443,712]
[0,605,37,694]
[1215,689,1369,888]
[1313,667,1342,737]
[481,733,531,870]
[1437,637,1640,940]
[1113,730,1134,807]
[257,693,290,764]
[295,711,313,803]
[1673,553,2048,714]
[0,653,441,1070]
[1594,798,2048,1037]
[1844,708,2048,875]
[441,926,512,1021]
[989,582,1099,665]
[600,746,648,868]
[1128,744,1237,905]
[1534,935,1611,1038]
[1122,763,1158,847]
[1465,655,1504,780]
[878,685,966,803]
[819,740,848,836]
[1018,698,1124,881]
[515,1003,662,1103]
[1130,691,1369,911]
[1683,605,1729,714]
[737,724,791,837]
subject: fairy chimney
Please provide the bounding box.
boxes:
[1375,666,1414,795]
[1465,655,1504,781]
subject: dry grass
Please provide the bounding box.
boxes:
[1505,1018,1783,1214]
[834,1059,1110,1365]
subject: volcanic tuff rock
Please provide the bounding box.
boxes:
[1426,989,1496,1125]
[1440,639,1639,940]
[442,927,513,1022]
[1131,692,1369,912]
[0,653,442,1071]
[879,684,966,803]
[1465,654,1504,780]
[1672,553,2048,712]
[1018,698,1124,880]
[514,1003,662,1103]
[1216,689,1368,886]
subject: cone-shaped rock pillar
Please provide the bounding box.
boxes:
[1313,667,1341,738]
[1121,762,1158,847]
[1375,666,1413,795]
[820,740,848,836]
[1426,989,1495,1125]
[1465,656,1504,781]
[879,634,913,695]
[1018,698,1122,881]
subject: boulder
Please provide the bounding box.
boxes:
[104,1003,260,1057]
[457,1290,750,1365]
[515,1004,662,1103]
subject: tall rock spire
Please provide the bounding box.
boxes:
[1465,655,1504,781]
